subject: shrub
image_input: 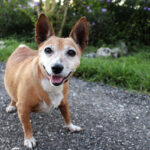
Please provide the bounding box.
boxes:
[62,0,150,46]
[0,0,37,37]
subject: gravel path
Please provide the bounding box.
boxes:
[0,62,150,150]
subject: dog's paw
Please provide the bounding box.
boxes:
[6,105,17,113]
[65,123,82,132]
[24,137,36,149]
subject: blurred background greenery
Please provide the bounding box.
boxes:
[0,0,150,46]
[0,0,150,93]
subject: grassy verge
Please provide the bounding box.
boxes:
[75,50,150,93]
[0,37,37,62]
[0,37,150,93]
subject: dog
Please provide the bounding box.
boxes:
[4,14,88,148]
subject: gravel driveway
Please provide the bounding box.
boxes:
[0,62,150,150]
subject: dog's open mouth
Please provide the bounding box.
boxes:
[51,71,72,86]
[42,65,71,86]
[51,75,64,86]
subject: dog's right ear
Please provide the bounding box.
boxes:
[35,14,55,45]
[69,17,88,50]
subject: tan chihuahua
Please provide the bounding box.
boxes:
[4,14,88,148]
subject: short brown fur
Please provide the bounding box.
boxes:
[4,14,88,148]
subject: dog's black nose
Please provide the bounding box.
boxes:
[52,64,64,74]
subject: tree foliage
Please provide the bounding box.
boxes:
[0,0,36,37]
[0,0,150,46]
[62,0,150,46]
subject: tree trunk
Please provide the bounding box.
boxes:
[45,0,50,13]
[39,0,43,12]
[58,0,70,37]
[50,0,56,12]
[37,0,43,16]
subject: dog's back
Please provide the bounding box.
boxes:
[4,45,38,101]
[7,45,37,64]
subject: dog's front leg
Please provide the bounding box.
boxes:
[59,98,82,132]
[17,104,36,148]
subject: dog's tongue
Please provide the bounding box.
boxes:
[51,75,64,84]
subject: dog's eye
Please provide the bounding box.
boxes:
[44,47,53,54]
[67,50,76,57]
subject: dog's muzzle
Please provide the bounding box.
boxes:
[42,65,72,86]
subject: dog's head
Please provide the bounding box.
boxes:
[35,14,88,86]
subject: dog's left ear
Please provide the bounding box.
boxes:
[35,14,55,45]
[69,17,88,50]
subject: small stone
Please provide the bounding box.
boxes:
[0,41,5,50]
[96,125,103,128]
[11,147,20,150]
[0,41,4,45]
[111,48,121,58]
[84,52,97,58]
[97,47,111,57]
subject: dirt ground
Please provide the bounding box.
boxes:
[0,62,150,150]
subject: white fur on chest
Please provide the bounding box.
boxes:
[40,78,63,113]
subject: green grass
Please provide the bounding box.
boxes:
[0,37,37,62]
[0,37,150,93]
[84,45,99,53]
[75,51,150,93]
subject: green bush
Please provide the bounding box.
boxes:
[62,0,150,46]
[1,0,150,47]
[0,0,37,37]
